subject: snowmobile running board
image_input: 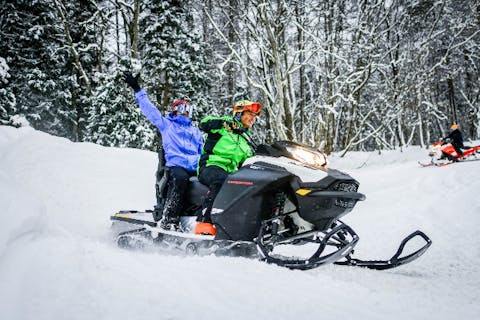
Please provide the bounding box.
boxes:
[111,210,157,227]
[334,230,432,270]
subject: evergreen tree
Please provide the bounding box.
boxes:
[0,0,103,140]
[55,0,103,141]
[85,67,156,149]
[139,0,217,120]
[0,0,73,135]
[0,57,17,126]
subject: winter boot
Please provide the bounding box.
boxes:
[159,191,183,231]
[159,217,182,232]
[194,201,216,235]
[194,222,216,235]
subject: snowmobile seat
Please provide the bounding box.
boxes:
[153,147,208,220]
[186,176,209,208]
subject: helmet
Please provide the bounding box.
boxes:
[450,123,459,130]
[233,100,262,116]
[171,100,193,115]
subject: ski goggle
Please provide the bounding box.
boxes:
[233,102,262,116]
[245,102,262,115]
[173,103,193,115]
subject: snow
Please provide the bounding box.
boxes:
[1,125,479,319]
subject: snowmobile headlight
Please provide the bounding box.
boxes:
[285,145,328,169]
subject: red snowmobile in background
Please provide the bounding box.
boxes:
[419,139,480,167]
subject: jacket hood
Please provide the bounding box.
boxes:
[167,113,192,125]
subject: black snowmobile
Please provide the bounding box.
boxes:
[111,141,431,270]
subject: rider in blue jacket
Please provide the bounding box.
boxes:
[124,73,203,231]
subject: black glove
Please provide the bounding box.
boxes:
[223,121,245,134]
[223,121,233,131]
[123,72,141,92]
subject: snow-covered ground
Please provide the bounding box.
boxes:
[1,125,479,320]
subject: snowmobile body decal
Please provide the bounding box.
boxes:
[145,225,215,240]
[296,189,312,196]
[227,180,254,185]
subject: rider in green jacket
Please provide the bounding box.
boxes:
[195,100,262,235]
[198,116,253,173]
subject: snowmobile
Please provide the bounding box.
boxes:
[419,139,480,167]
[111,140,431,270]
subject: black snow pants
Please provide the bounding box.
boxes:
[197,165,229,223]
[162,166,196,222]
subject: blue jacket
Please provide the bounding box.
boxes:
[135,90,203,172]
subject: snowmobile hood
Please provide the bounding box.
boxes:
[244,155,329,183]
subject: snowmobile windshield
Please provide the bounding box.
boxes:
[281,142,328,169]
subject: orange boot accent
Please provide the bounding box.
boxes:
[194,222,217,235]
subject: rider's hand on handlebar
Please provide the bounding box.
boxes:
[223,121,233,131]
[223,121,241,132]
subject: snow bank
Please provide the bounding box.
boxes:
[0,170,47,257]
[0,125,158,239]
[0,125,479,320]
[330,146,429,170]
[0,127,47,256]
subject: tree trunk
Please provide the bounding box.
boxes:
[54,0,92,96]
[131,0,140,59]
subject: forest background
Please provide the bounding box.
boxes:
[1,0,479,154]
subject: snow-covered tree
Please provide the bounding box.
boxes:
[138,0,217,120]
[0,0,104,140]
[53,0,105,141]
[0,57,17,126]
[2,0,479,153]
[0,0,73,134]
[85,68,155,149]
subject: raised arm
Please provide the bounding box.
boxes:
[124,72,167,131]
[135,90,168,131]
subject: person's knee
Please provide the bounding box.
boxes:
[171,167,191,181]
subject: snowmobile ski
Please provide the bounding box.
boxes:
[255,219,359,270]
[418,160,453,167]
[418,157,480,167]
[334,230,432,270]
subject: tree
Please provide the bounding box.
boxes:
[139,0,216,117]
[85,68,155,149]
[2,0,479,153]
[53,0,104,141]
[0,57,17,126]
[0,0,73,135]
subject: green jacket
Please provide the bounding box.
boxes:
[198,116,253,173]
